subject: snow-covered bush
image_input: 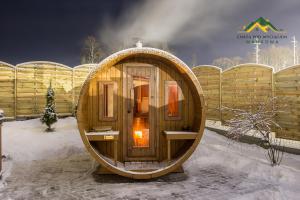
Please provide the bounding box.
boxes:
[41,83,58,131]
[223,97,284,166]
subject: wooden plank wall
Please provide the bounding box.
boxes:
[53,65,73,114]
[157,60,195,161]
[16,62,73,117]
[16,63,36,117]
[88,64,122,159]
[0,62,15,118]
[275,66,300,140]
[118,57,196,161]
[192,66,221,120]
[86,58,196,161]
[73,64,95,107]
[221,64,273,121]
[194,64,300,140]
[0,61,95,119]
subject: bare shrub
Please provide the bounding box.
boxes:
[223,97,284,166]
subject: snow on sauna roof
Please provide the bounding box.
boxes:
[81,46,198,91]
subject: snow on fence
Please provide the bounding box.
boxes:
[0,61,96,119]
[192,64,300,141]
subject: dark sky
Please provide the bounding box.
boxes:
[0,0,300,67]
[0,0,137,66]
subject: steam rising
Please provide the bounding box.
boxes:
[99,0,246,51]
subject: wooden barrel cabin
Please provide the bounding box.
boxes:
[76,45,205,179]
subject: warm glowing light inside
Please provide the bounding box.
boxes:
[167,84,179,117]
[133,118,149,148]
[132,76,150,148]
[134,130,143,139]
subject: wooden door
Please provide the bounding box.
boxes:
[123,64,158,161]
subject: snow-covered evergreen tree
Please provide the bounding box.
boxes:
[41,83,57,131]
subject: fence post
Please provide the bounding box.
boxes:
[14,66,17,119]
[219,70,222,123]
[72,68,75,116]
[0,109,4,173]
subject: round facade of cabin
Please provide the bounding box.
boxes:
[77,47,205,179]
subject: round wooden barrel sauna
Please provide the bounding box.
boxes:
[76,46,206,179]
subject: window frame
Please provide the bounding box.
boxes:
[98,81,117,121]
[164,80,183,121]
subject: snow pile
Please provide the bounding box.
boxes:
[0,118,299,199]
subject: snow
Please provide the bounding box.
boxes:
[206,119,300,150]
[0,117,300,199]
[2,118,82,162]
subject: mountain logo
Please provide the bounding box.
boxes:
[240,17,284,33]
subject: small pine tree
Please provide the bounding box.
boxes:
[41,82,58,131]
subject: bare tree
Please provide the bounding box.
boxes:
[245,45,296,71]
[213,44,300,71]
[212,56,244,70]
[191,52,198,67]
[81,36,103,64]
[223,97,284,166]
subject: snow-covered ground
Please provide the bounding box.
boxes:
[206,120,300,150]
[0,117,299,200]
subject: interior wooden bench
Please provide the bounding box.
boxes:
[163,131,198,162]
[85,131,119,165]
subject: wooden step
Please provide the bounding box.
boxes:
[124,161,167,171]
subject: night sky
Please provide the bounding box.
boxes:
[0,0,300,67]
[0,0,137,66]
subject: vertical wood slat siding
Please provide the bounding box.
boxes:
[156,60,195,160]
[86,58,196,161]
[0,62,15,118]
[88,64,122,159]
[275,66,300,140]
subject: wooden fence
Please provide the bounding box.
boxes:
[0,61,95,119]
[274,65,300,140]
[221,64,273,121]
[193,64,300,141]
[73,64,95,106]
[192,65,221,120]
[0,62,15,119]
[1,61,299,140]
